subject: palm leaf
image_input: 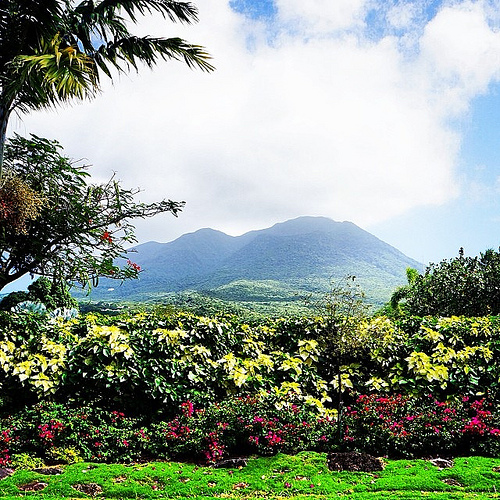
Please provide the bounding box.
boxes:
[8,34,98,111]
[92,0,200,24]
[97,35,214,72]
[0,0,214,174]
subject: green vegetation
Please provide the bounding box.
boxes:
[1,255,500,500]
[390,248,500,317]
[1,306,500,463]
[2,4,500,500]
[0,453,499,499]
[0,0,213,172]
[0,277,76,312]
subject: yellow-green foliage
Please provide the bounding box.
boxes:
[1,334,67,394]
[1,311,500,409]
[364,315,500,397]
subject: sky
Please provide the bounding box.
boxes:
[9,0,500,279]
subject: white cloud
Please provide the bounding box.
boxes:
[274,0,367,33]
[419,1,500,112]
[387,3,419,30]
[10,0,500,244]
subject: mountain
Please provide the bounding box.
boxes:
[89,216,421,308]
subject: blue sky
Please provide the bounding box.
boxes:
[8,0,500,294]
[374,83,500,264]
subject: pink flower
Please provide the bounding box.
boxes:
[181,401,194,418]
[249,436,259,445]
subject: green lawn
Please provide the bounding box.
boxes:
[1,453,499,499]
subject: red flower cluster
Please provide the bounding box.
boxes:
[345,393,500,457]
[38,420,65,446]
[0,429,13,466]
[101,231,113,243]
[111,411,125,424]
[162,420,190,441]
[180,401,194,418]
[462,399,499,436]
[0,199,11,221]
[205,430,225,462]
[127,259,141,272]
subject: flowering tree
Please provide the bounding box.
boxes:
[0,134,184,291]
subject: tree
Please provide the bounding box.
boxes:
[0,276,77,311]
[0,0,214,173]
[307,276,370,440]
[386,267,420,316]
[0,133,184,291]
[390,248,500,317]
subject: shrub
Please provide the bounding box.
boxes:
[345,393,500,458]
[10,453,44,470]
[149,391,339,463]
[5,402,149,463]
[2,309,500,423]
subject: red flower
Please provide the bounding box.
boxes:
[101,231,112,243]
[127,259,141,272]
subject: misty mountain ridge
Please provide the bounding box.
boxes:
[88,216,421,308]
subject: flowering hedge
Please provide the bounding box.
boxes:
[1,392,500,465]
[345,393,500,458]
[148,390,337,462]
[0,391,337,464]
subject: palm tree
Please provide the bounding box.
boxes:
[0,0,214,175]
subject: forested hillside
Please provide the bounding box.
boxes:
[88,216,421,308]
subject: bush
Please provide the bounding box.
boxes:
[345,393,500,458]
[3,309,500,415]
[5,402,149,463]
[10,453,44,470]
[391,248,500,316]
[0,393,339,465]
[2,393,500,464]
[149,391,338,462]
[0,277,78,312]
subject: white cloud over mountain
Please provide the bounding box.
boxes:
[11,0,500,244]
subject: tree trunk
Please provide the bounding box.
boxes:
[0,104,10,180]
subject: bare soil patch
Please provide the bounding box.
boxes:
[18,481,48,491]
[327,451,385,472]
[72,482,103,496]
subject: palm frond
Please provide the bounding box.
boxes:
[0,0,214,156]
[97,35,214,72]
[0,0,64,64]
[92,0,200,24]
[8,34,99,111]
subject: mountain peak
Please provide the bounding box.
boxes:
[93,216,421,307]
[265,216,351,236]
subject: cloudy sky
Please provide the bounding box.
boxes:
[10,0,500,267]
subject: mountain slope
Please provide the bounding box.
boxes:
[91,216,421,307]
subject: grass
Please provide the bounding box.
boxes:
[0,453,499,499]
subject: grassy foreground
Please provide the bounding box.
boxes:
[1,453,500,499]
